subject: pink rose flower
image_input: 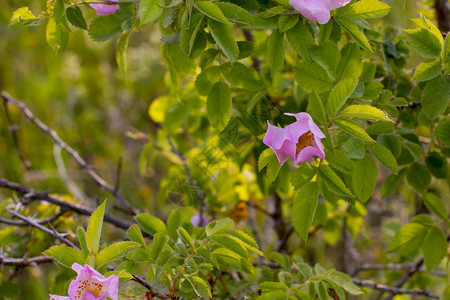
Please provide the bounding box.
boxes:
[263,112,325,165]
[289,0,351,24]
[50,263,119,300]
[90,1,119,15]
[190,213,210,227]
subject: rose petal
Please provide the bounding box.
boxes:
[89,3,119,15]
[295,146,325,164]
[49,295,70,300]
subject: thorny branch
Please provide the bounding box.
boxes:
[0,254,53,268]
[1,91,137,215]
[0,210,67,226]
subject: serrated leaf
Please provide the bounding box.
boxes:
[278,14,298,32]
[151,232,169,261]
[341,0,391,19]
[308,91,327,125]
[310,42,340,81]
[46,18,69,53]
[53,0,69,31]
[139,0,164,25]
[216,2,253,25]
[221,62,264,91]
[319,165,354,197]
[9,7,36,27]
[267,29,284,74]
[422,75,450,120]
[45,245,84,268]
[88,14,122,42]
[212,247,241,260]
[76,226,89,256]
[136,213,166,235]
[412,59,442,81]
[212,234,248,258]
[187,276,212,299]
[167,209,183,240]
[406,163,431,193]
[206,218,234,237]
[423,226,447,271]
[292,182,319,242]
[381,168,407,198]
[96,241,140,268]
[207,82,232,132]
[86,200,106,254]
[388,223,427,255]
[336,43,362,81]
[404,28,443,58]
[295,62,333,93]
[328,271,363,295]
[223,229,263,256]
[259,282,289,292]
[195,66,221,96]
[326,151,354,174]
[365,143,398,174]
[334,118,375,142]
[180,13,204,57]
[177,227,195,249]
[117,31,130,77]
[341,105,393,122]
[196,1,229,24]
[327,79,358,116]
[126,224,146,247]
[352,154,377,203]
[207,19,239,62]
[286,22,314,62]
[258,148,282,183]
[424,193,447,220]
[291,164,317,189]
[435,118,450,146]
[66,6,87,29]
[336,17,372,52]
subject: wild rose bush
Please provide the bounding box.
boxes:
[1,0,449,299]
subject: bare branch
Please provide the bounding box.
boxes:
[6,208,79,250]
[1,91,137,215]
[132,275,180,300]
[0,255,53,267]
[355,263,446,277]
[0,177,135,232]
[352,278,439,299]
[0,210,67,226]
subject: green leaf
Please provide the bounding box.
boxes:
[336,43,362,82]
[308,91,327,125]
[381,168,407,198]
[326,151,354,174]
[412,59,442,81]
[76,226,89,256]
[425,151,448,179]
[328,271,363,295]
[352,154,377,203]
[116,31,130,77]
[45,245,84,268]
[223,229,263,256]
[278,15,298,32]
[53,0,69,31]
[221,62,264,91]
[334,118,375,142]
[444,34,450,73]
[424,193,447,220]
[186,276,212,299]
[180,13,204,57]
[286,22,314,62]
[136,213,166,235]
[206,218,234,237]
[341,105,394,122]
[435,118,450,147]
[212,247,241,261]
[207,19,239,62]
[422,75,450,120]
[258,148,282,183]
[423,226,447,271]
[139,0,164,25]
[292,182,319,242]
[167,209,183,240]
[151,232,169,261]
[319,165,354,197]
[335,17,372,52]
[259,281,289,292]
[388,223,427,255]
[363,81,384,99]
[340,0,391,19]
[404,28,443,58]
[46,18,69,53]
[267,29,285,74]
[216,2,253,25]
[88,14,123,42]
[66,6,87,30]
[291,164,317,189]
[196,1,229,24]
[406,163,431,193]
[195,66,221,96]
[126,224,146,247]
[177,227,195,249]
[310,42,340,81]
[86,200,106,254]
[365,143,398,174]
[9,7,36,27]
[212,234,248,258]
[207,82,232,132]
[411,16,444,45]
[315,282,329,300]
[295,62,333,94]
[327,79,358,116]
[96,241,140,268]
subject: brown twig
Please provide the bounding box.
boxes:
[1,91,137,215]
[132,275,179,300]
[6,208,79,250]
[0,255,53,267]
[353,278,439,298]
[355,263,446,278]
[0,177,136,232]
[0,210,67,226]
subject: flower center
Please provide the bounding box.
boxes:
[296,131,314,156]
[75,280,104,299]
